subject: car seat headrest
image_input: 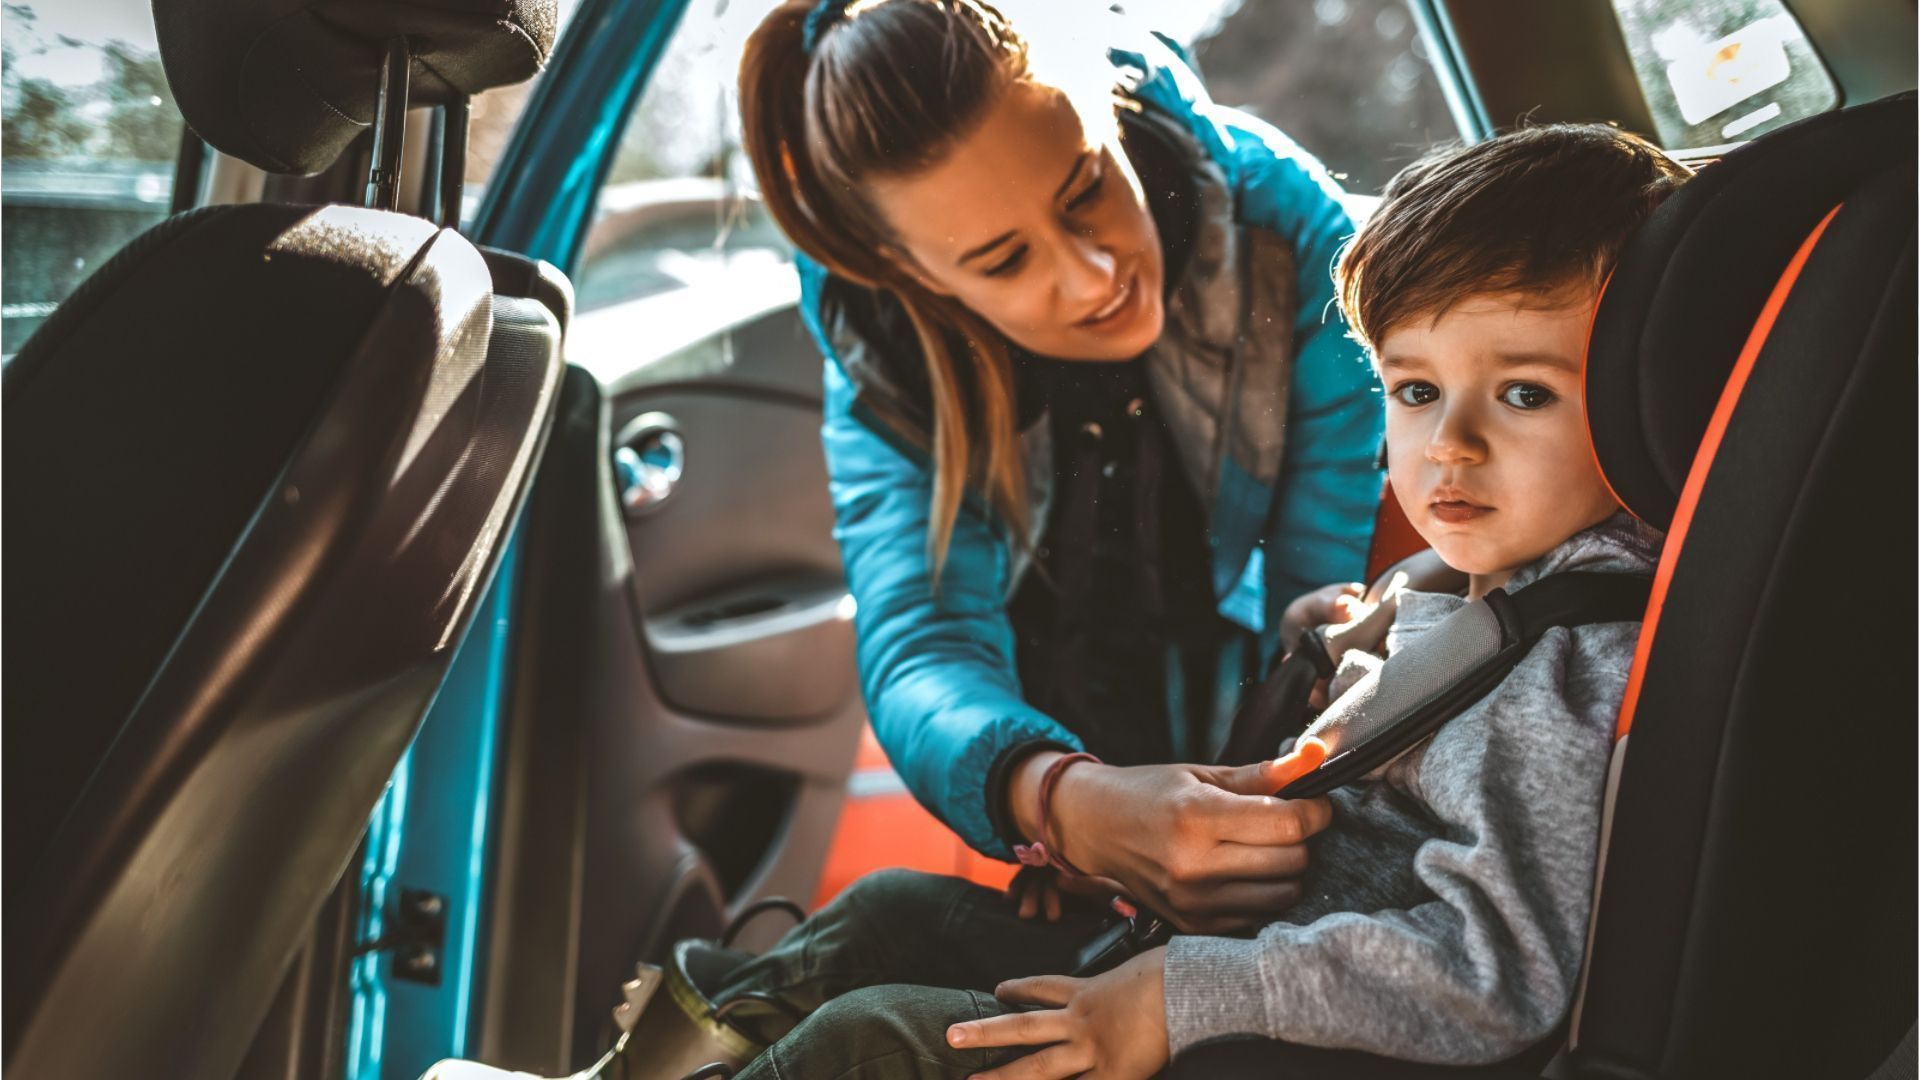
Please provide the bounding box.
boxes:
[1585,91,1915,531]
[153,0,559,176]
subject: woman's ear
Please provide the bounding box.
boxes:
[881,243,957,298]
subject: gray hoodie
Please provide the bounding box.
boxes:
[1163,513,1662,1063]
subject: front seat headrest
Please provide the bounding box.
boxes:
[153,0,559,176]
[1586,91,1915,531]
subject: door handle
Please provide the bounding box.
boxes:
[614,412,684,515]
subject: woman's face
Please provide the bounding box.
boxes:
[867,81,1166,361]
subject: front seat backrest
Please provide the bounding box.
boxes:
[1,2,564,1077]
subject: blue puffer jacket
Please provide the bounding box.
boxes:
[796,30,1383,857]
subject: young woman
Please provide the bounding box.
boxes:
[743,0,1382,929]
[697,1,1385,1073]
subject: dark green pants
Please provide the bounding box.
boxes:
[714,868,1114,1080]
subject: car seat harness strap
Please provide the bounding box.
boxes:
[1071,570,1653,977]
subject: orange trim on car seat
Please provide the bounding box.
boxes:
[1268,736,1328,790]
[1364,479,1428,582]
[1613,206,1841,740]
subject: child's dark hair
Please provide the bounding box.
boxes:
[1336,123,1690,351]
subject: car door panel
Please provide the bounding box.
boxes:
[471,295,868,1071]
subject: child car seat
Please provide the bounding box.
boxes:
[1169,91,1915,1079]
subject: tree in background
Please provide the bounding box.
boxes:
[2,2,181,164]
[2,68,91,160]
[98,40,180,162]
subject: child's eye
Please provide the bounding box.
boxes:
[983,245,1029,277]
[1390,381,1438,406]
[1499,383,1557,410]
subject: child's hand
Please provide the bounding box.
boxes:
[947,947,1170,1080]
[1322,570,1407,664]
[1279,581,1365,652]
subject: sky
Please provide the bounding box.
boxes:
[3,0,165,86]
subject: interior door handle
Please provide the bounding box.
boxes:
[614,411,684,515]
[643,578,857,722]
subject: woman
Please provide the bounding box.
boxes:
[635,1,1392,1074]
[741,0,1383,927]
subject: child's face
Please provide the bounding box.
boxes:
[1375,289,1621,590]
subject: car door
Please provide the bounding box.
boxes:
[445,2,871,1072]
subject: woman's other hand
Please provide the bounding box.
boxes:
[1010,752,1332,934]
[947,947,1170,1080]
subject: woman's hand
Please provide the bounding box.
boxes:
[947,947,1170,1080]
[1009,752,1332,934]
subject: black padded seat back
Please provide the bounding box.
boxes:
[157,0,560,174]
[485,244,577,342]
[3,202,433,888]
[1573,93,1915,1078]
[1585,92,1915,531]
[2,202,563,1079]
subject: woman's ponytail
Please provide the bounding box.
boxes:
[740,0,1033,580]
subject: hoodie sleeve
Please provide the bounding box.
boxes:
[1162,623,1630,1063]
[800,261,1081,859]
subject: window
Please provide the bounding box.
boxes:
[570,0,1454,371]
[572,0,790,321]
[1608,0,1838,151]
[458,0,584,225]
[561,0,798,389]
[2,0,185,354]
[1188,0,1457,196]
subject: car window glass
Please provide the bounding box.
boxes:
[1608,0,1838,150]
[1187,0,1457,196]
[2,0,185,354]
[459,0,584,224]
[571,0,1458,377]
[572,0,787,320]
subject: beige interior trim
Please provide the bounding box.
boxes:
[202,151,266,207]
[1568,732,1631,1051]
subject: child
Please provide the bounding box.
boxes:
[943,123,1688,1077]
[637,123,1687,1080]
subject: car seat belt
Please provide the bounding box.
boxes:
[1227,571,1653,795]
[1072,570,1652,977]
